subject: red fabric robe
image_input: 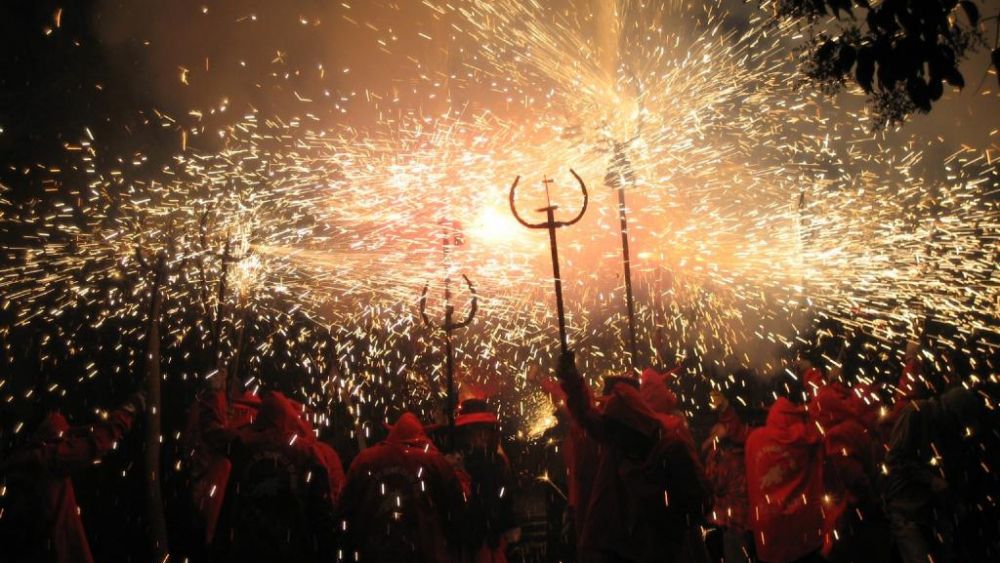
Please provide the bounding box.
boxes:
[336,412,467,563]
[704,406,751,533]
[562,372,709,563]
[745,398,825,563]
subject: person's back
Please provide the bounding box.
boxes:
[807,382,885,562]
[745,397,824,563]
[212,392,337,563]
[337,412,466,563]
[558,354,709,563]
[455,399,520,563]
[885,387,984,563]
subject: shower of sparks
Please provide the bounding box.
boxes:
[1,0,997,435]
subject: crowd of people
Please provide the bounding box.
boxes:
[1,341,997,563]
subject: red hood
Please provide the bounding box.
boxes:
[32,412,70,443]
[766,398,820,445]
[386,412,434,448]
[232,391,261,428]
[640,368,678,413]
[803,368,826,396]
[256,392,315,444]
[808,382,876,431]
[604,384,661,438]
[717,405,748,445]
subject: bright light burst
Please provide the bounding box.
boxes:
[1,0,996,432]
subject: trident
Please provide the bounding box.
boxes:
[605,141,640,373]
[420,219,478,444]
[510,170,588,354]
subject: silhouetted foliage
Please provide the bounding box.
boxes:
[765,0,999,129]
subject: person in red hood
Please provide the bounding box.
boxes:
[0,392,145,563]
[702,384,752,563]
[745,377,825,563]
[558,352,710,563]
[797,355,826,400]
[181,389,239,554]
[337,411,468,563]
[806,375,888,563]
[537,368,625,554]
[640,367,695,448]
[205,390,342,563]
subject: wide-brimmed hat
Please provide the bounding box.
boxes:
[454,398,498,427]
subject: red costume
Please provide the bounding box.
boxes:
[183,390,233,546]
[539,375,601,541]
[561,362,709,563]
[704,406,751,533]
[802,368,826,399]
[0,409,136,563]
[337,412,467,563]
[640,367,696,448]
[807,383,882,560]
[745,398,825,563]
[207,391,343,563]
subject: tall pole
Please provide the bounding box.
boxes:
[419,219,477,451]
[616,183,639,370]
[136,249,170,563]
[442,220,456,443]
[544,206,571,355]
[607,142,639,372]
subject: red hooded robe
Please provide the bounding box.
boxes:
[807,383,880,558]
[336,412,467,563]
[745,398,825,563]
[704,405,751,533]
[209,392,341,563]
[562,371,709,563]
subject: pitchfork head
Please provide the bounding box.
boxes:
[509,169,588,229]
[420,274,478,332]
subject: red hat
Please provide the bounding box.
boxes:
[454,398,498,427]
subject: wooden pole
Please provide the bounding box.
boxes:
[142,251,169,562]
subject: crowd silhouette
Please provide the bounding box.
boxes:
[2,335,998,563]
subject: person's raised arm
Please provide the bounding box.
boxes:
[556,351,608,442]
[44,392,146,474]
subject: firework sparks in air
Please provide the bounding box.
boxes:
[1,0,997,435]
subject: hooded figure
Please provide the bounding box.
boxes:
[885,387,984,563]
[0,396,143,563]
[181,390,234,551]
[702,387,752,563]
[538,371,601,555]
[207,391,341,563]
[558,352,709,563]
[454,399,520,563]
[745,398,825,563]
[640,367,695,447]
[337,412,467,563]
[806,382,886,562]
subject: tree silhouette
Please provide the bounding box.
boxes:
[764,0,999,129]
